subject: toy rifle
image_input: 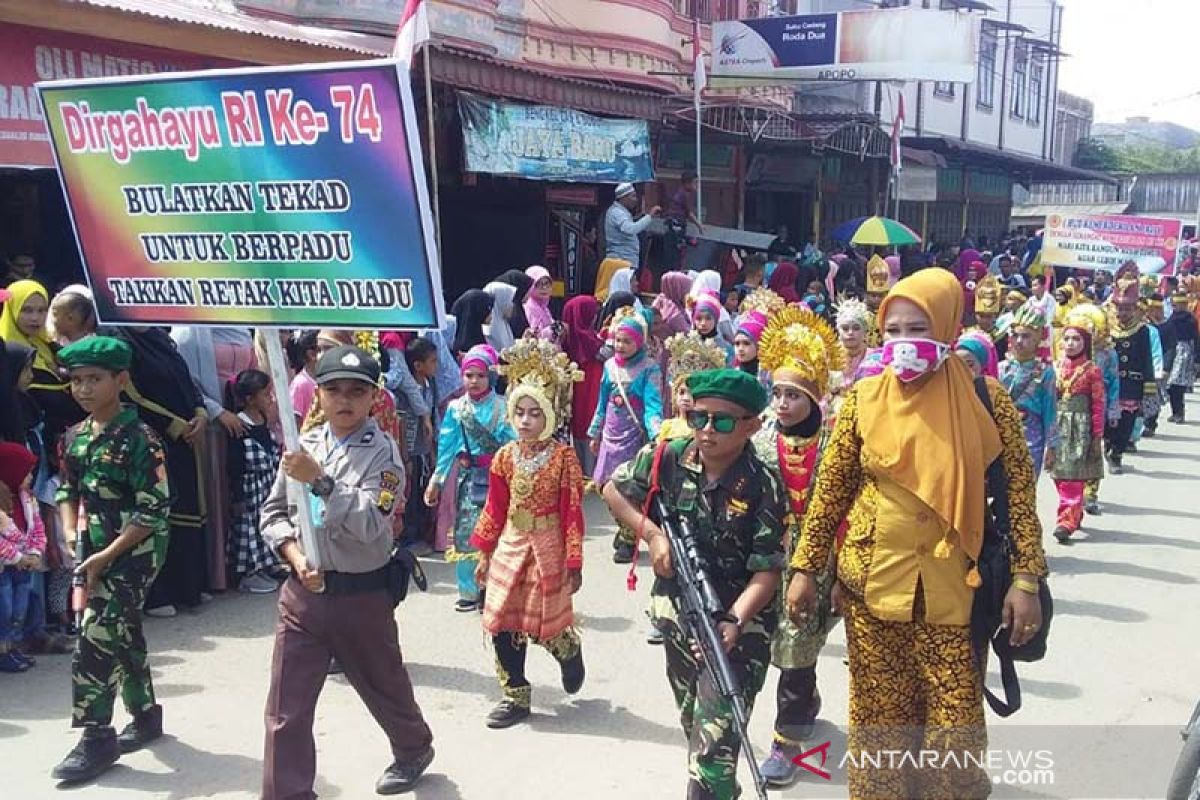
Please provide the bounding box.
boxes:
[653,494,768,800]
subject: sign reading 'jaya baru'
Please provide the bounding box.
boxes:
[457,91,654,184]
[38,60,443,328]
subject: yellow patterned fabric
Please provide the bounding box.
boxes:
[792,380,1046,625]
[843,592,989,800]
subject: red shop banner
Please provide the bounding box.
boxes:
[0,23,237,167]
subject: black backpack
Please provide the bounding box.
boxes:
[969,377,1054,717]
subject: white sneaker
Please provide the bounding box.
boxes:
[145,605,177,618]
[199,592,214,603]
[239,573,280,594]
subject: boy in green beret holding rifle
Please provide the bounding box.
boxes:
[604,368,787,800]
[49,336,171,785]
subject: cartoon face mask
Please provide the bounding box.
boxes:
[881,338,950,382]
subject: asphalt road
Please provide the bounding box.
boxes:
[4,397,1199,800]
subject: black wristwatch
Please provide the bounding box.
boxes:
[310,475,335,498]
[719,611,743,631]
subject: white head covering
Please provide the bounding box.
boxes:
[688,269,732,331]
[614,182,636,200]
[608,267,636,297]
[483,281,517,351]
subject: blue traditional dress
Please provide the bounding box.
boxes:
[999,356,1059,474]
[588,352,663,487]
[432,391,515,602]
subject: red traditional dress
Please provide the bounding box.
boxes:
[470,441,584,641]
[1050,354,1106,537]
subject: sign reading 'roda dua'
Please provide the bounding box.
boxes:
[38,59,443,328]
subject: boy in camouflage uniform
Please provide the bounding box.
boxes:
[604,369,786,800]
[50,336,170,784]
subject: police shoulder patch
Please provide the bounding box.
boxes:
[380,470,401,493]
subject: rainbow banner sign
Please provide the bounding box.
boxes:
[38,60,443,328]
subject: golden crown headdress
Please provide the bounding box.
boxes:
[740,286,787,317]
[499,338,583,439]
[866,254,892,294]
[974,274,1003,315]
[1065,302,1110,348]
[759,305,846,401]
[665,331,729,387]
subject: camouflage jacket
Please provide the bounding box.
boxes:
[56,405,170,565]
[610,436,787,629]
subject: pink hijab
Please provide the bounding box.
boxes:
[523,265,555,335]
[652,271,693,338]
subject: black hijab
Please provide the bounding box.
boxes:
[598,291,637,331]
[1,340,36,443]
[451,289,494,355]
[497,269,533,338]
[114,327,203,421]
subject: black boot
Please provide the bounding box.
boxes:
[117,704,163,753]
[560,649,585,695]
[51,725,120,783]
[375,745,435,795]
[612,532,634,564]
[486,699,531,729]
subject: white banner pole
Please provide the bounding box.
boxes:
[264,333,323,589]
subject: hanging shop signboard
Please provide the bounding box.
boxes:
[458,91,654,184]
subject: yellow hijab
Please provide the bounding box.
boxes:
[857,268,1002,571]
[0,279,58,375]
[594,257,631,303]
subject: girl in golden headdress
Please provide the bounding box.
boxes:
[787,269,1046,800]
[753,306,846,786]
[471,339,586,730]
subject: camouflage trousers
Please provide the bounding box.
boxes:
[492,629,581,708]
[661,618,770,800]
[73,552,160,727]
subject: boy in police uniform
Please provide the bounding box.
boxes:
[50,336,171,784]
[603,368,787,800]
[260,344,434,798]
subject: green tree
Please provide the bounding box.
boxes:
[1073,137,1120,171]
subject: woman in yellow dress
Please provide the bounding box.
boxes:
[787,268,1046,799]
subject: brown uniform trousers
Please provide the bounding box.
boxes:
[262,576,433,800]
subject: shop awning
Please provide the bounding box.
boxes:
[64,0,391,55]
[903,136,1119,184]
[432,47,666,121]
[1011,202,1131,223]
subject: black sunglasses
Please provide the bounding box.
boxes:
[685,410,754,434]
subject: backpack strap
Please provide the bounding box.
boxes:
[972,376,1022,718]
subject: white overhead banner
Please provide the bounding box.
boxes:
[711,8,979,85]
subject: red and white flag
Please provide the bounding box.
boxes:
[393,0,431,68]
[890,91,906,173]
[692,18,707,100]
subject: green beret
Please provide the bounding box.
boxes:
[686,368,768,415]
[58,336,132,371]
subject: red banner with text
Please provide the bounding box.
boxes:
[0,23,236,167]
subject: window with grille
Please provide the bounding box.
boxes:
[1011,43,1028,118]
[934,82,956,99]
[977,30,996,110]
[1028,60,1043,124]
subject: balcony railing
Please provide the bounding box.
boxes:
[674,0,792,22]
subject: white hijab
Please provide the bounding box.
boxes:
[688,269,733,333]
[606,267,646,315]
[483,281,517,351]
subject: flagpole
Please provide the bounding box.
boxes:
[695,92,703,224]
[422,44,443,261]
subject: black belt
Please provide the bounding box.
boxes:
[317,566,390,596]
